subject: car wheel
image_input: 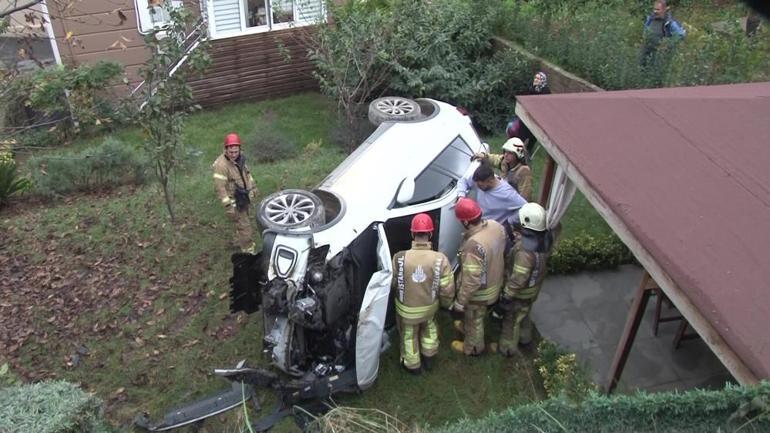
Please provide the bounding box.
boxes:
[368,97,422,125]
[257,189,325,231]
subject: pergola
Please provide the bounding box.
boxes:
[515,82,770,392]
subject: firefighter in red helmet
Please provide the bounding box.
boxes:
[451,198,506,356]
[212,133,259,253]
[391,213,455,374]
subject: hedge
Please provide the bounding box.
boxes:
[434,382,770,433]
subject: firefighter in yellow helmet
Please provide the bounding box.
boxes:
[392,213,455,374]
[451,198,506,355]
[212,133,259,253]
[497,202,550,356]
[472,137,533,201]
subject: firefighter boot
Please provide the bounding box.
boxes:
[422,355,435,371]
[519,315,534,346]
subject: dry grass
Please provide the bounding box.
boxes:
[306,406,414,433]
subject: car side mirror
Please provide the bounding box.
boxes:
[395,177,416,204]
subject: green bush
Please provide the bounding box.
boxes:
[3,61,126,144]
[535,340,595,403]
[312,0,534,134]
[549,232,635,274]
[0,380,112,433]
[434,382,770,433]
[0,161,30,207]
[501,0,770,90]
[26,137,147,198]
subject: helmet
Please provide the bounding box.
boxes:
[223,133,241,147]
[502,137,526,160]
[410,213,434,233]
[519,202,547,231]
[455,197,482,222]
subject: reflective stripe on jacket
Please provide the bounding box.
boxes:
[212,153,257,207]
[392,241,455,325]
[488,153,533,202]
[504,237,548,300]
[457,220,506,307]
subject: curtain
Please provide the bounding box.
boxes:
[546,162,576,230]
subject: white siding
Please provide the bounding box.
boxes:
[212,0,242,34]
[295,0,323,23]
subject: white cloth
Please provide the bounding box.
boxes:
[546,163,576,230]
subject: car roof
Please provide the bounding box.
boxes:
[312,99,482,254]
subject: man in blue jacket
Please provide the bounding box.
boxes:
[641,0,685,66]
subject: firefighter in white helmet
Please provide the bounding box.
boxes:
[496,202,551,356]
[472,137,533,201]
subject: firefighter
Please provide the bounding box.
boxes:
[392,213,455,374]
[497,203,550,357]
[212,133,259,253]
[451,198,506,356]
[473,137,533,201]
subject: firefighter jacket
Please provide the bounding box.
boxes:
[457,220,506,307]
[504,236,548,301]
[212,153,257,209]
[392,241,455,325]
[487,153,533,201]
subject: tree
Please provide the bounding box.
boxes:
[135,1,210,222]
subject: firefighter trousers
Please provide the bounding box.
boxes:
[462,303,487,355]
[228,209,255,253]
[397,315,439,371]
[499,298,535,356]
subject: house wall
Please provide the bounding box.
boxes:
[46,0,150,83]
[45,0,317,105]
[188,26,318,107]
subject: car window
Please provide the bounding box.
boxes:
[404,136,473,205]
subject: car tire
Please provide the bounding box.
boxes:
[257,189,325,231]
[368,96,422,125]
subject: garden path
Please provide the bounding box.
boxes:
[531,264,733,393]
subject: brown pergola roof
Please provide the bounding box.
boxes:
[516,82,770,382]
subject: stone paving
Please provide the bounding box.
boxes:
[531,264,734,393]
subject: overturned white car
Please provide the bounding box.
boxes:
[138,97,487,431]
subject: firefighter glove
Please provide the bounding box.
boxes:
[451,300,465,313]
[471,152,488,162]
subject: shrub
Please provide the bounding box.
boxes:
[249,119,300,163]
[549,232,635,274]
[0,161,31,207]
[26,137,147,198]
[535,339,595,403]
[311,0,535,139]
[2,61,126,145]
[435,382,770,433]
[0,380,112,433]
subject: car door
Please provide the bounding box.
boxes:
[355,223,392,389]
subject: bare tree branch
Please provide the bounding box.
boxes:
[0,0,44,19]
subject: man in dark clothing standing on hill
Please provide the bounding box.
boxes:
[641,0,686,66]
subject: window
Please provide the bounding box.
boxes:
[135,0,183,34]
[406,136,473,205]
[209,0,325,38]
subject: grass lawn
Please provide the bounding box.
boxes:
[1,92,608,432]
